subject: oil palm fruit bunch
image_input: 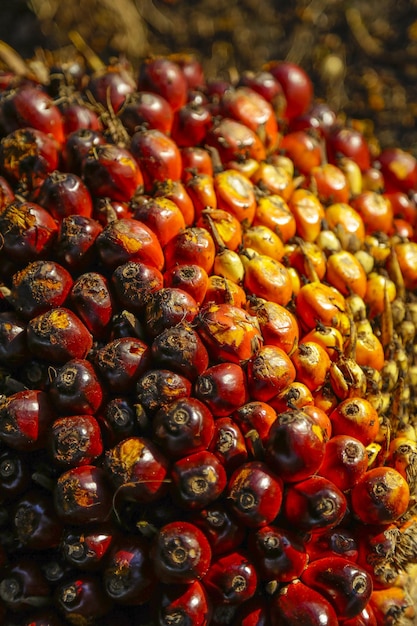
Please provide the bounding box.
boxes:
[0,40,416,626]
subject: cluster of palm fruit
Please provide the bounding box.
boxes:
[0,41,416,625]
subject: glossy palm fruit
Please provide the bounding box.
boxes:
[226,461,283,528]
[282,475,347,532]
[265,408,327,483]
[301,557,373,620]
[157,580,212,626]
[152,521,212,583]
[269,579,338,626]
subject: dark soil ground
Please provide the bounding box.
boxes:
[2,0,417,155]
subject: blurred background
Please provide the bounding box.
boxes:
[1,0,417,154]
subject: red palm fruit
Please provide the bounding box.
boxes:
[326,126,371,172]
[247,299,299,354]
[290,101,337,136]
[103,536,157,605]
[265,408,327,482]
[206,117,267,164]
[282,476,348,532]
[238,69,284,104]
[48,358,103,416]
[169,52,205,89]
[203,275,247,308]
[302,404,332,441]
[130,128,182,192]
[154,178,195,226]
[82,143,144,202]
[131,195,185,247]
[203,550,258,606]
[0,200,58,266]
[209,417,248,473]
[319,435,368,491]
[246,344,296,402]
[268,381,314,413]
[49,414,103,468]
[138,57,188,112]
[157,580,212,626]
[350,191,393,235]
[62,128,106,175]
[112,260,163,315]
[152,396,215,459]
[93,337,150,394]
[248,524,309,582]
[13,488,63,550]
[180,146,214,182]
[232,596,269,626]
[376,147,417,193]
[96,217,164,271]
[55,214,103,273]
[306,527,359,563]
[104,436,169,503]
[151,322,209,381]
[221,86,279,153]
[152,521,212,584]
[10,260,73,319]
[0,127,59,192]
[98,397,138,446]
[270,579,338,626]
[329,397,379,446]
[119,91,174,135]
[27,307,93,363]
[171,99,212,147]
[196,302,263,364]
[136,369,192,416]
[54,465,113,525]
[55,574,114,621]
[164,263,208,305]
[69,271,114,339]
[96,202,134,232]
[171,450,227,510]
[191,502,246,556]
[350,467,410,525]
[0,448,32,501]
[301,557,373,620]
[61,523,116,571]
[342,605,378,626]
[39,171,93,223]
[60,101,101,134]
[265,60,313,120]
[164,225,216,273]
[194,362,248,417]
[186,171,217,220]
[0,557,51,613]
[0,85,65,143]
[144,287,199,339]
[309,162,350,204]
[226,461,283,528]
[233,400,277,446]
[0,389,55,451]
[88,64,136,113]
[281,130,323,175]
